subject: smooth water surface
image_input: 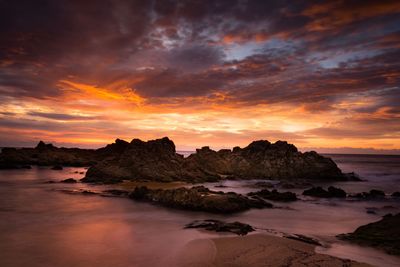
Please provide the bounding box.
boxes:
[0,155,399,266]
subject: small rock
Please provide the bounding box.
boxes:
[60,178,77,183]
[248,189,297,202]
[51,165,63,170]
[185,219,254,235]
[392,192,400,198]
[102,189,130,197]
[303,186,346,198]
[284,234,322,246]
[350,189,386,199]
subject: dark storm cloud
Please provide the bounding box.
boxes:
[0,0,399,106]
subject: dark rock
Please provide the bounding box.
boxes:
[338,213,400,255]
[185,219,254,235]
[279,181,313,189]
[81,190,97,195]
[351,189,386,199]
[44,180,56,184]
[1,137,349,184]
[366,207,378,214]
[252,181,275,188]
[0,162,32,170]
[60,178,77,183]
[391,192,400,198]
[344,172,362,181]
[20,165,32,169]
[248,189,297,202]
[129,186,273,213]
[83,137,347,184]
[57,189,96,195]
[0,141,98,167]
[327,186,347,198]
[303,186,347,198]
[284,234,322,246]
[51,165,63,170]
[101,189,130,197]
[303,187,331,198]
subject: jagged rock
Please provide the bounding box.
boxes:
[185,219,254,235]
[82,137,194,183]
[1,137,350,184]
[248,189,297,202]
[303,186,347,198]
[83,137,348,184]
[350,189,386,199]
[60,178,77,183]
[129,186,272,213]
[338,213,400,255]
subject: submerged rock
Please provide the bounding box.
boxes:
[392,192,400,198]
[60,178,77,183]
[51,165,63,170]
[101,189,130,197]
[303,186,347,198]
[350,189,386,199]
[248,189,297,202]
[338,213,400,255]
[284,234,322,246]
[129,186,272,213]
[185,219,254,235]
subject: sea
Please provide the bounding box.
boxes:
[0,154,399,267]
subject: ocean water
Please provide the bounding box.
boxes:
[0,154,399,266]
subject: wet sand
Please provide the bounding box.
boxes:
[176,234,371,267]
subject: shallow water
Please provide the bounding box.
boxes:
[0,155,400,267]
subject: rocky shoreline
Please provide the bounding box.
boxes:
[0,137,358,183]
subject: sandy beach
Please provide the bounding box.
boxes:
[176,234,371,267]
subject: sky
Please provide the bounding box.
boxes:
[0,0,399,153]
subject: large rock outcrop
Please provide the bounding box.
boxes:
[83,137,347,183]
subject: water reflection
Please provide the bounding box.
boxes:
[0,155,400,266]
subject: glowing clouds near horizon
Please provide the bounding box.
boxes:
[0,0,399,152]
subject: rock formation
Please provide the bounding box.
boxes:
[248,189,298,202]
[185,220,255,235]
[349,189,386,199]
[1,137,354,184]
[338,213,400,255]
[83,137,350,183]
[303,186,347,198]
[128,185,272,213]
[0,141,98,168]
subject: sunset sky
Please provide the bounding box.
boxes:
[0,0,399,153]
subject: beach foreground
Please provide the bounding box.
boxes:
[176,234,370,267]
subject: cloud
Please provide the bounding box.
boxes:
[0,0,399,151]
